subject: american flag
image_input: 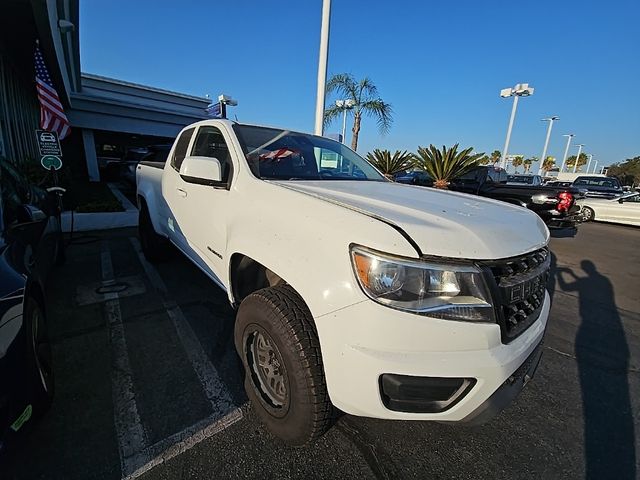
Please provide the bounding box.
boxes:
[34,44,70,140]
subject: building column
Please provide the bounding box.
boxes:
[82,128,100,181]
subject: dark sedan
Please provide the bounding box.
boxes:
[0,159,62,456]
[394,170,433,186]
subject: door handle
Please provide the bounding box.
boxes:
[176,188,187,198]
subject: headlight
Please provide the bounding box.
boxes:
[350,245,494,322]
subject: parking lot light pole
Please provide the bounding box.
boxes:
[538,116,559,175]
[499,83,534,169]
[335,99,354,144]
[314,0,331,135]
[593,160,598,174]
[572,144,584,173]
[560,134,574,172]
[586,154,593,173]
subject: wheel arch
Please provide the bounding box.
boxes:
[228,253,287,307]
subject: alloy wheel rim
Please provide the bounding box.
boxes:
[248,330,287,407]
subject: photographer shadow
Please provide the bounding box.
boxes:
[556,260,636,479]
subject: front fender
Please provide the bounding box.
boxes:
[224,180,419,318]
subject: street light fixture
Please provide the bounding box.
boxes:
[560,134,574,172]
[572,144,584,173]
[499,83,534,169]
[335,99,355,144]
[537,116,559,175]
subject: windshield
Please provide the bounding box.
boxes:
[233,124,385,181]
[574,177,621,188]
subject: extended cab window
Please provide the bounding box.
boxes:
[171,127,195,171]
[191,126,232,183]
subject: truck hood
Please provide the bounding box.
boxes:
[274,180,549,260]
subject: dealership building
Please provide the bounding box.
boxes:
[1,0,208,180]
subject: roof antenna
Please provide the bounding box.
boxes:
[234,114,238,121]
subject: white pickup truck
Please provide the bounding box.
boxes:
[136,119,550,445]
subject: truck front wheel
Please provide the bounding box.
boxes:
[235,285,332,446]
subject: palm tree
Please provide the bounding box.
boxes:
[323,74,393,151]
[542,156,556,174]
[566,153,588,171]
[511,155,524,173]
[523,156,537,173]
[490,150,501,165]
[478,155,491,165]
[365,149,413,178]
[412,144,483,189]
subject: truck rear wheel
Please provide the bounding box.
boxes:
[235,285,332,446]
[138,202,171,262]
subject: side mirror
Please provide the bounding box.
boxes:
[179,156,223,186]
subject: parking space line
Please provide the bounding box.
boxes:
[100,241,150,474]
[129,237,238,415]
[123,407,244,480]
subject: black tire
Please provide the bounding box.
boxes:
[24,297,54,413]
[582,206,595,222]
[235,285,332,446]
[138,202,171,262]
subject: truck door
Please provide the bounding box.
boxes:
[171,124,234,286]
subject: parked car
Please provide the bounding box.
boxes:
[507,174,543,186]
[579,192,640,226]
[572,175,623,199]
[0,159,62,455]
[449,166,582,229]
[137,120,550,446]
[394,170,433,186]
[121,145,171,186]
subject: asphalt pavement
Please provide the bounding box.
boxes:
[2,222,638,480]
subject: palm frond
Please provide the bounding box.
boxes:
[326,73,358,100]
[365,149,413,176]
[361,99,393,135]
[412,144,483,188]
[323,104,344,129]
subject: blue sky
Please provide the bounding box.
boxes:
[80,0,639,168]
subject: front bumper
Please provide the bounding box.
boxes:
[315,292,549,422]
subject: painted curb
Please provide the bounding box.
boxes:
[61,183,138,232]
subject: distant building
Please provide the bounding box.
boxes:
[0,0,208,181]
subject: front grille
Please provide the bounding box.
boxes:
[482,248,550,342]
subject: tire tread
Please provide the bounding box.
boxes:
[241,284,332,445]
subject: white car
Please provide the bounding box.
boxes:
[136,119,550,445]
[579,192,640,226]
